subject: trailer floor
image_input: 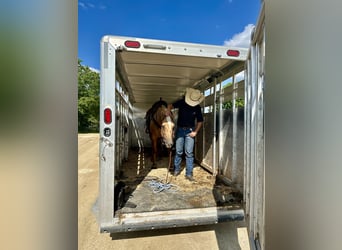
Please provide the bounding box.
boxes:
[116,148,242,214]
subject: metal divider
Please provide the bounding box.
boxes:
[114,85,131,177]
[197,74,245,190]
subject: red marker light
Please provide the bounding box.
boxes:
[124,40,141,48]
[227,50,240,57]
[104,108,112,124]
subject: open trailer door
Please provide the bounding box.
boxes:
[244,2,265,249]
[99,35,250,233]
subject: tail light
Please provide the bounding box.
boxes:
[227,50,240,57]
[124,40,141,48]
[104,108,112,124]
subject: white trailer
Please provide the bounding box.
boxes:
[98,3,265,249]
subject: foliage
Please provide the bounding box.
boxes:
[78,59,100,132]
[222,97,244,109]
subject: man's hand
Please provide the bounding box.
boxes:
[188,122,203,137]
[188,131,197,138]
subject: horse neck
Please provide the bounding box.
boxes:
[153,106,166,125]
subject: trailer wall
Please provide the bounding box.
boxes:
[196,79,245,192]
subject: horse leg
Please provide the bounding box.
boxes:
[165,148,173,183]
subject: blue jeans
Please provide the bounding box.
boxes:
[174,127,195,176]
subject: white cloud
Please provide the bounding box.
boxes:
[224,24,255,48]
[78,2,87,9]
[89,67,100,73]
[235,71,245,82]
[79,1,106,10]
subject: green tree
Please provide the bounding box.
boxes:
[78,59,100,132]
[222,98,244,110]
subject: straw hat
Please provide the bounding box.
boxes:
[185,88,204,107]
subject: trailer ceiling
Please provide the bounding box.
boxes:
[112,37,247,111]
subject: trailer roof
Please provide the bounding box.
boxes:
[103,36,248,111]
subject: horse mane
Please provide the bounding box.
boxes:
[145,98,168,134]
[151,99,168,111]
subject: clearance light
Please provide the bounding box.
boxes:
[104,108,112,124]
[124,40,141,48]
[227,50,240,57]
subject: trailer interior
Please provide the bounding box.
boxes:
[99,36,248,233]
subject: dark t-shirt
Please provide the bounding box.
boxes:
[173,98,203,128]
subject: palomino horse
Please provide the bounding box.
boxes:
[145,100,174,168]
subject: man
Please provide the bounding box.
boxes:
[168,88,204,181]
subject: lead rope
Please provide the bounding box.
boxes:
[148,179,179,193]
[148,149,178,193]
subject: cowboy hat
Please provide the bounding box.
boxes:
[185,88,204,107]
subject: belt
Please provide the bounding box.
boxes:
[179,126,192,130]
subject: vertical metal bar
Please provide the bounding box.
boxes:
[244,64,248,203]
[115,91,119,174]
[244,65,247,202]
[124,100,129,160]
[248,41,257,238]
[254,42,260,240]
[218,78,223,175]
[202,91,206,166]
[244,59,252,211]
[246,39,256,239]
[255,27,265,249]
[212,78,217,176]
[117,93,120,168]
[120,96,123,164]
[261,29,266,250]
[232,75,237,183]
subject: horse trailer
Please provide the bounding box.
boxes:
[99,3,264,249]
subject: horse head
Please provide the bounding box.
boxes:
[160,107,175,149]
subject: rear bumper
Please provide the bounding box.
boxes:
[100,206,244,233]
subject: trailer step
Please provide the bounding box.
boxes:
[101,206,244,233]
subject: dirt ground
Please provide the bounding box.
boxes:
[78,133,250,250]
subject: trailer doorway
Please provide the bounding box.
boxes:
[99,36,248,233]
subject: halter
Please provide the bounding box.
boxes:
[152,108,173,129]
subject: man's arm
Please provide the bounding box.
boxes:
[190,105,203,137]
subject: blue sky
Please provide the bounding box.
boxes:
[78,0,261,71]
